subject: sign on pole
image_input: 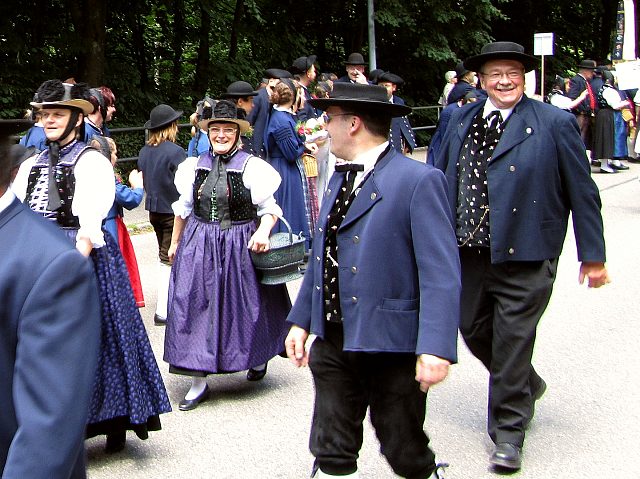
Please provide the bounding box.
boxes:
[534,33,554,100]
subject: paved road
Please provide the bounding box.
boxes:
[87,158,640,478]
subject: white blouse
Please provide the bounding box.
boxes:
[172,155,283,220]
[12,149,115,247]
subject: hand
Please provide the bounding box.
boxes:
[305,142,319,154]
[415,354,450,392]
[247,229,270,253]
[285,325,310,367]
[354,70,368,85]
[579,261,611,288]
[167,242,179,263]
[579,89,589,100]
[75,237,93,257]
[128,169,143,189]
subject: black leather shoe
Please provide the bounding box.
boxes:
[490,443,522,471]
[524,378,547,429]
[178,385,209,411]
[590,159,601,167]
[600,164,617,173]
[105,431,126,453]
[246,364,267,381]
[610,161,630,170]
[154,314,167,325]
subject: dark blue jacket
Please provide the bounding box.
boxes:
[287,148,460,361]
[434,96,606,264]
[137,141,186,214]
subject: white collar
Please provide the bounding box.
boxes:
[482,96,523,122]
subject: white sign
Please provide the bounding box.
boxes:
[534,32,554,56]
[614,60,640,90]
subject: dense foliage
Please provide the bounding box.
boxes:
[0,0,630,150]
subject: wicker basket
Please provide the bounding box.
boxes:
[301,153,318,178]
[250,216,306,284]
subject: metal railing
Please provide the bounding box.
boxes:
[109,105,444,163]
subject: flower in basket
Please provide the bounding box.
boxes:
[296,117,328,143]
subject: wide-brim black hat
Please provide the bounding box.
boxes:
[198,99,250,133]
[0,119,33,138]
[455,61,470,78]
[377,71,404,87]
[464,41,539,72]
[264,68,292,79]
[144,104,182,130]
[291,55,317,75]
[221,81,259,98]
[10,144,36,169]
[308,83,411,117]
[31,80,93,115]
[344,52,366,65]
[578,59,597,70]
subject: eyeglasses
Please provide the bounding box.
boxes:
[209,126,237,136]
[480,70,524,82]
[326,112,356,123]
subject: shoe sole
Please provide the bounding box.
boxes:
[490,457,521,471]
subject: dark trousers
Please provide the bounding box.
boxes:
[575,113,594,151]
[459,248,556,447]
[308,322,436,478]
[149,212,174,264]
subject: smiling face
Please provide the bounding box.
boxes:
[208,121,239,155]
[479,59,525,110]
[40,107,82,143]
[346,64,365,81]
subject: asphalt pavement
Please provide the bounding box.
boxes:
[86,152,640,478]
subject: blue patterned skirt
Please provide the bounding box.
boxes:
[64,229,172,439]
[164,216,291,375]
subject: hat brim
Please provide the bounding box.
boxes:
[220,91,259,98]
[308,98,411,117]
[198,118,251,134]
[144,110,183,130]
[0,119,34,137]
[31,99,94,116]
[464,52,539,73]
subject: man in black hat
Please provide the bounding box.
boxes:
[567,59,598,150]
[247,68,292,158]
[446,61,477,104]
[335,52,370,84]
[221,80,259,116]
[434,41,609,472]
[0,119,101,478]
[377,71,417,153]
[291,55,320,121]
[285,83,459,479]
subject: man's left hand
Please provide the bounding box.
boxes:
[415,354,450,392]
[579,262,611,288]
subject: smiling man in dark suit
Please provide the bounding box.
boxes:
[435,42,609,472]
[285,83,460,479]
[0,119,101,479]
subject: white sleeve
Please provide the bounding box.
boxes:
[73,150,116,248]
[550,94,573,110]
[172,156,198,219]
[10,154,37,200]
[242,156,283,218]
[602,87,621,108]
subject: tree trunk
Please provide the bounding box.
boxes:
[194,2,211,98]
[70,0,106,84]
[228,0,244,61]
[169,0,185,103]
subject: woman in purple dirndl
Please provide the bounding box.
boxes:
[13,80,171,453]
[164,100,291,411]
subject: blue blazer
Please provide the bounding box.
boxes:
[137,141,186,214]
[0,198,101,479]
[434,96,606,264]
[287,149,460,362]
[389,96,416,153]
[247,88,271,158]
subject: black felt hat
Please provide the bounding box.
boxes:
[455,61,470,78]
[221,81,259,98]
[0,119,33,139]
[291,55,317,75]
[376,71,404,87]
[264,68,293,79]
[308,83,411,117]
[144,104,183,130]
[464,41,539,72]
[344,52,366,66]
[578,59,597,70]
[198,100,250,133]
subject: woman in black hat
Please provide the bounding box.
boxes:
[137,104,187,324]
[163,100,291,410]
[264,79,314,248]
[12,79,171,453]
